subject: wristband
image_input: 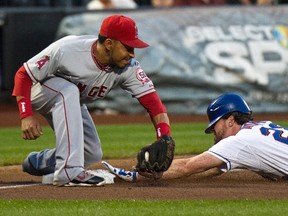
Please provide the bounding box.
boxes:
[17,97,33,119]
[156,122,171,140]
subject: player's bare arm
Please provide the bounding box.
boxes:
[152,113,170,126]
[162,152,224,179]
[102,152,224,182]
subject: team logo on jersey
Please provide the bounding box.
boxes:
[36,55,50,70]
[136,68,150,84]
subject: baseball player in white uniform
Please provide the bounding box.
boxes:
[103,93,288,182]
[12,15,171,186]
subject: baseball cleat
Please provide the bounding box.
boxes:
[101,161,138,182]
[65,170,106,187]
[42,170,114,186]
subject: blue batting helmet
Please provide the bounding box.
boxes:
[205,93,252,134]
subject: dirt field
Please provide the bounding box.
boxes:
[1,105,288,200]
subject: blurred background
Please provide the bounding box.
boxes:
[1,0,288,115]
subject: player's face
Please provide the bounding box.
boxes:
[212,118,230,144]
[109,40,135,69]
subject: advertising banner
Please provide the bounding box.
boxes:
[57,6,288,114]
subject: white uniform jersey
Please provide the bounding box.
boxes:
[24,35,155,104]
[207,121,288,179]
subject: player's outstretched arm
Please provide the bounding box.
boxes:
[162,152,224,179]
[102,152,224,182]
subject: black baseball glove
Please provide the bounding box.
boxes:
[135,135,175,179]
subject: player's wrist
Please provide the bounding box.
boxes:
[156,122,171,140]
[17,97,33,119]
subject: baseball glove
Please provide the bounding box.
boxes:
[135,135,175,179]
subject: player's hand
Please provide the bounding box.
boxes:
[21,116,43,140]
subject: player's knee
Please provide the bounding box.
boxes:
[61,84,80,100]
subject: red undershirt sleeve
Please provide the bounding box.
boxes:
[12,65,33,119]
[138,92,167,118]
[12,65,32,98]
[138,92,171,139]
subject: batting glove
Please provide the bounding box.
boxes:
[101,161,138,182]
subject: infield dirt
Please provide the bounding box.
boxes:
[1,104,288,200]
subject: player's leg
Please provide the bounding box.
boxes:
[24,105,104,174]
[48,79,86,185]
[22,109,58,176]
[81,104,103,167]
[22,82,56,176]
[22,149,56,176]
[22,77,85,186]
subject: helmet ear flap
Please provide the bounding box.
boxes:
[205,93,251,134]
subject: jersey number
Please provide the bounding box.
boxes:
[36,56,49,70]
[260,123,288,144]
